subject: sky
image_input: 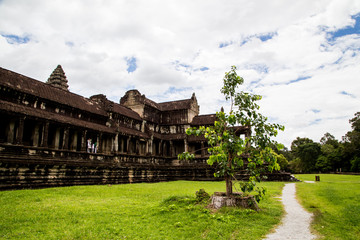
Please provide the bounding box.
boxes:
[0,0,359,148]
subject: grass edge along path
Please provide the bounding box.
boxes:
[0,181,285,240]
[295,174,360,240]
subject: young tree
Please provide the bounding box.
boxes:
[179,66,284,200]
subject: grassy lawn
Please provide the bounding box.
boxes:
[0,181,285,239]
[295,174,360,240]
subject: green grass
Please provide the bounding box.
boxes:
[295,174,360,240]
[0,181,285,239]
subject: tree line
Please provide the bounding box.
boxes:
[274,112,360,173]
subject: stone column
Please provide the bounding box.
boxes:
[81,130,87,151]
[54,128,61,149]
[147,136,153,155]
[135,139,140,155]
[114,133,119,152]
[141,120,146,132]
[32,124,40,147]
[71,131,78,151]
[159,140,163,156]
[41,121,49,148]
[201,141,205,157]
[15,117,25,145]
[97,133,102,153]
[184,138,188,153]
[169,140,174,157]
[62,127,69,150]
[126,136,131,153]
[6,119,16,144]
[120,137,125,153]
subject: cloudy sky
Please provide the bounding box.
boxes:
[1,0,359,147]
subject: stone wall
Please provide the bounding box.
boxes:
[0,144,296,190]
[0,144,215,190]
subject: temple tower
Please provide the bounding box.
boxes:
[46,65,69,91]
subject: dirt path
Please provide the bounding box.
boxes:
[265,183,316,240]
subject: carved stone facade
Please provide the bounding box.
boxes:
[0,66,292,189]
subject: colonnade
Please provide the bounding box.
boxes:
[0,114,208,158]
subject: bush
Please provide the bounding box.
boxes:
[195,189,210,203]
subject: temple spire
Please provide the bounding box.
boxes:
[47,65,69,91]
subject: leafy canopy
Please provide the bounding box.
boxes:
[179,66,284,200]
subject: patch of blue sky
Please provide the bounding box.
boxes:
[334,57,343,64]
[258,32,277,42]
[165,86,192,95]
[219,31,276,49]
[311,109,321,114]
[267,116,280,123]
[239,38,251,46]
[199,67,209,71]
[65,41,74,47]
[244,63,269,74]
[309,118,322,126]
[125,57,137,73]
[1,34,30,44]
[287,76,311,85]
[179,63,191,69]
[219,41,233,48]
[172,60,209,73]
[172,60,191,71]
[327,13,360,41]
[269,76,310,87]
[125,85,135,90]
[340,91,356,98]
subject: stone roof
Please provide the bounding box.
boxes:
[0,67,107,116]
[120,89,198,112]
[191,114,217,125]
[112,103,142,121]
[90,93,142,121]
[158,99,193,111]
[144,97,161,110]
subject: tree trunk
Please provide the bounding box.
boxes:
[225,176,233,196]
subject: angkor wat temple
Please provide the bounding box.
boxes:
[0,65,291,190]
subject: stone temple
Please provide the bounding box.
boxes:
[0,65,291,189]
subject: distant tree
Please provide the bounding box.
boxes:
[290,137,321,173]
[179,66,284,201]
[274,152,288,171]
[315,155,332,172]
[297,142,321,173]
[343,112,360,172]
[317,133,343,172]
[320,132,339,148]
[288,157,302,173]
[291,137,313,154]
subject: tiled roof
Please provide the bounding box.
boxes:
[144,98,161,109]
[191,114,217,125]
[112,103,142,120]
[0,67,106,116]
[158,99,193,111]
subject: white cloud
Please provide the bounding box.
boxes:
[0,0,360,147]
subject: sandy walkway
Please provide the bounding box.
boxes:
[265,183,316,240]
